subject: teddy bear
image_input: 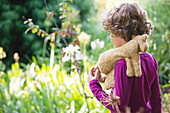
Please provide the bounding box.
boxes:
[95,34,149,90]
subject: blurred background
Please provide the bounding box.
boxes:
[0,0,169,112]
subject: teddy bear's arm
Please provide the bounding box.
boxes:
[132,55,142,77]
[125,58,135,77]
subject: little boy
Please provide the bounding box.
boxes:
[89,2,162,113]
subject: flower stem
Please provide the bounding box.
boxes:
[83,43,87,81]
[43,40,47,62]
[50,42,54,70]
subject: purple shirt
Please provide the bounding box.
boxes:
[89,52,162,113]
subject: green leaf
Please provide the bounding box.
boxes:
[37,30,41,36]
[0,61,6,71]
[163,84,170,88]
[67,6,71,12]
[41,32,45,38]
[32,27,38,33]
[63,12,68,18]
[63,2,67,7]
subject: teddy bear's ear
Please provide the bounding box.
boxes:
[132,35,136,39]
[142,34,148,41]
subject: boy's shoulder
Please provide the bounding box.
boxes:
[116,52,156,65]
[140,52,158,69]
[139,52,152,58]
[139,52,156,62]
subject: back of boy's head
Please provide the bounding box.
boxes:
[103,2,153,41]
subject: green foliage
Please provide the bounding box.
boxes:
[0,0,169,112]
[0,0,111,112]
[0,62,108,112]
[0,0,96,70]
[144,0,170,85]
[161,80,170,113]
[0,0,48,68]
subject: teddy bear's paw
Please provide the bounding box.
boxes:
[126,70,135,77]
[105,85,114,90]
[135,71,142,77]
[136,74,142,77]
[105,80,114,90]
[127,73,135,77]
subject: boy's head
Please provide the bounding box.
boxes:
[103,2,153,41]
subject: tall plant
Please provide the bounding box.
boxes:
[23,0,98,112]
[144,0,170,85]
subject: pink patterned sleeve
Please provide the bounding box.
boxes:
[89,79,115,111]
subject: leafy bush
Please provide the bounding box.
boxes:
[0,61,110,112]
[144,0,170,85]
[0,0,169,112]
[0,0,110,112]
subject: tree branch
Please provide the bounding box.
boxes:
[43,0,68,46]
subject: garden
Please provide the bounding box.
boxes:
[0,0,169,112]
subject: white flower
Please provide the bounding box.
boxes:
[16,90,27,97]
[62,55,70,62]
[153,17,157,21]
[35,74,51,83]
[153,43,157,50]
[30,62,36,77]
[75,24,82,33]
[75,51,84,61]
[23,19,32,24]
[62,44,79,55]
[91,41,97,50]
[0,47,6,59]
[78,31,91,44]
[7,100,12,106]
[91,39,105,50]
[62,44,83,62]
[28,22,34,29]
[9,77,21,94]
[100,41,105,48]
[27,79,35,91]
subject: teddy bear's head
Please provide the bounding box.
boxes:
[133,34,149,53]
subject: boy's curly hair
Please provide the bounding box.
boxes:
[103,2,153,41]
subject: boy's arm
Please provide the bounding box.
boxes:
[150,57,162,112]
[89,79,115,111]
[150,74,162,112]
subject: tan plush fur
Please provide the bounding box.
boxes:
[95,34,149,90]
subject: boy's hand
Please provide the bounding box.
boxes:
[89,67,106,83]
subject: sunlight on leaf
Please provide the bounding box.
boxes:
[32,27,38,33]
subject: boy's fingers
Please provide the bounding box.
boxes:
[98,69,101,74]
[100,76,106,83]
[95,69,100,79]
[90,67,93,72]
[89,67,96,77]
[90,67,95,73]
[92,67,95,72]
